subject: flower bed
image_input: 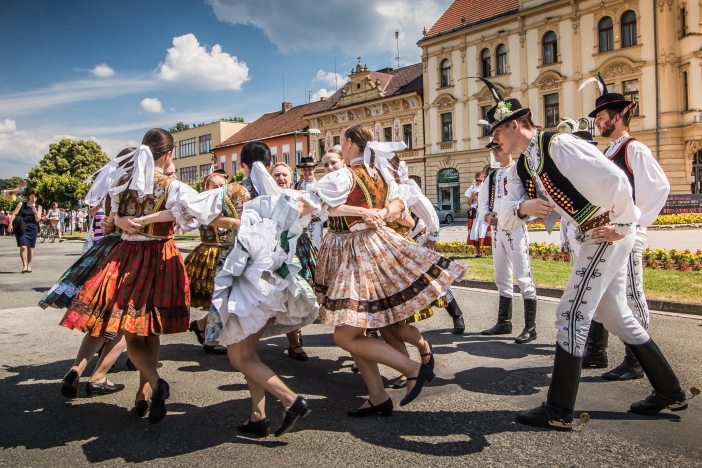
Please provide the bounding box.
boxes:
[524,213,702,230]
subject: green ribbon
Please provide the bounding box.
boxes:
[275,230,291,279]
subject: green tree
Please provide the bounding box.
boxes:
[35,174,87,209]
[221,117,245,123]
[168,122,190,133]
[190,178,204,193]
[0,195,16,212]
[3,176,25,190]
[230,170,244,182]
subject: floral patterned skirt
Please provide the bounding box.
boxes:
[60,239,190,338]
[314,226,467,328]
[184,243,228,309]
[39,235,122,310]
[295,231,318,283]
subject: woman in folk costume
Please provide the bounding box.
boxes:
[313,124,467,416]
[465,172,488,257]
[169,141,319,437]
[60,129,198,424]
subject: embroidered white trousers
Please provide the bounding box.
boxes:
[556,230,650,357]
[492,225,536,300]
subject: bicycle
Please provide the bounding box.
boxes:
[39,220,49,243]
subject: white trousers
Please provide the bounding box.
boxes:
[592,227,649,329]
[308,221,323,247]
[492,226,536,300]
[556,230,650,357]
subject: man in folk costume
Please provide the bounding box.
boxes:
[579,76,671,381]
[464,172,487,256]
[295,155,323,247]
[478,76,694,429]
[477,137,537,343]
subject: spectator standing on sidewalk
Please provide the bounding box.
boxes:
[76,209,85,233]
[465,172,488,257]
[0,211,6,236]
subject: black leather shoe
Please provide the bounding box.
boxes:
[189,320,205,345]
[148,378,170,425]
[516,402,576,430]
[238,418,271,437]
[445,299,465,335]
[420,342,434,371]
[390,376,407,389]
[630,390,688,415]
[602,349,644,381]
[61,369,79,399]
[85,380,126,397]
[514,326,537,344]
[583,353,609,368]
[134,400,149,418]
[400,364,435,406]
[366,329,379,339]
[583,321,609,368]
[288,345,308,361]
[348,398,393,417]
[203,345,228,355]
[482,296,512,335]
[274,396,311,437]
[515,299,537,344]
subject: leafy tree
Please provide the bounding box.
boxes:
[0,195,16,212]
[3,176,25,190]
[230,170,244,182]
[168,122,190,133]
[222,117,245,123]
[192,122,206,128]
[190,178,204,193]
[28,139,109,188]
[35,174,87,209]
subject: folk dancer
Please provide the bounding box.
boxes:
[295,154,323,247]
[465,173,487,256]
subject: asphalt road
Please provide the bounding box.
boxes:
[1,237,701,467]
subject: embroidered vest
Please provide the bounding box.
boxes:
[516,132,601,226]
[608,137,636,202]
[117,172,174,238]
[328,165,388,232]
[221,179,256,245]
[487,170,497,212]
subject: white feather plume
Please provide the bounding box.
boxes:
[557,117,578,133]
[578,77,605,94]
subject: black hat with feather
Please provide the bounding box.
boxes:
[474,77,531,134]
[581,73,636,118]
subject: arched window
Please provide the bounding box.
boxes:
[440,59,451,87]
[480,48,491,78]
[496,44,507,75]
[542,31,557,64]
[621,11,637,48]
[599,17,614,52]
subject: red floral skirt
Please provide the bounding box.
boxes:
[60,239,190,338]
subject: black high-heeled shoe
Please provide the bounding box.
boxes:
[85,380,125,397]
[420,342,434,371]
[134,400,149,418]
[274,396,310,437]
[288,345,308,361]
[203,344,228,355]
[348,398,393,417]
[148,378,170,425]
[400,364,435,407]
[189,320,205,345]
[61,369,79,399]
[237,418,271,437]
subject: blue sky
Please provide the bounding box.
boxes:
[0,0,453,178]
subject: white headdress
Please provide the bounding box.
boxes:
[363,141,406,183]
[83,146,155,206]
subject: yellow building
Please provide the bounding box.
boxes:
[304,60,427,187]
[172,120,247,184]
[419,0,702,214]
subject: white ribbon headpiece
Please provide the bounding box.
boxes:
[250,161,281,197]
[363,141,406,183]
[106,145,156,200]
[82,147,149,206]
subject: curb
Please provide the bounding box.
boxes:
[454,279,702,316]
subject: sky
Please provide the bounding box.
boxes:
[0,0,454,179]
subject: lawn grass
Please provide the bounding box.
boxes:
[458,257,702,304]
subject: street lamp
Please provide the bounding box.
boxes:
[292,128,321,183]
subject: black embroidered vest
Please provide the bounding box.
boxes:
[608,137,636,202]
[516,132,601,226]
[487,170,497,212]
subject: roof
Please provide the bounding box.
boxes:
[306,63,423,115]
[214,101,322,149]
[424,0,520,39]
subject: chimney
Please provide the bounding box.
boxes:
[319,97,328,102]
[282,102,293,113]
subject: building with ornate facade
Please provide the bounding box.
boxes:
[304,61,426,187]
[419,0,702,214]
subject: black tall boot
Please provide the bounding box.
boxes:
[445,298,465,335]
[602,347,643,380]
[582,321,609,368]
[482,296,512,335]
[627,339,688,415]
[516,344,587,430]
[514,299,537,344]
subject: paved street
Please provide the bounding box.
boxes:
[1,237,701,466]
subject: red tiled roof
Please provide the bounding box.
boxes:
[215,101,322,149]
[425,0,520,38]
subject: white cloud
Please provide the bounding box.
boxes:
[91,64,115,77]
[311,89,334,102]
[313,70,348,88]
[156,34,250,91]
[140,97,165,113]
[207,0,453,63]
[0,119,16,133]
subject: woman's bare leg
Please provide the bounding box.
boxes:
[19,246,27,270]
[246,376,267,423]
[285,329,306,355]
[69,334,108,377]
[88,332,127,384]
[124,332,160,389]
[26,248,34,270]
[390,324,432,365]
[351,353,390,407]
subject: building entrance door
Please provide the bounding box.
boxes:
[439,186,453,211]
[437,168,460,212]
[692,150,702,194]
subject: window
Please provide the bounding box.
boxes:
[480,48,491,78]
[318,139,326,157]
[621,11,637,48]
[440,59,451,87]
[384,127,393,142]
[270,146,278,164]
[682,71,690,111]
[172,145,178,159]
[441,113,453,142]
[283,153,290,165]
[622,80,640,116]
[180,166,197,184]
[333,136,340,146]
[481,105,491,137]
[542,31,557,64]
[403,124,413,149]
[598,17,614,53]
[681,7,688,36]
[692,150,702,193]
[179,138,196,158]
[199,164,212,177]
[232,161,237,174]
[199,134,212,154]
[496,44,507,75]
[544,93,559,128]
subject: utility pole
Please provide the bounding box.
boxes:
[395,30,400,69]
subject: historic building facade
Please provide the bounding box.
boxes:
[304,61,426,188]
[419,0,702,214]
